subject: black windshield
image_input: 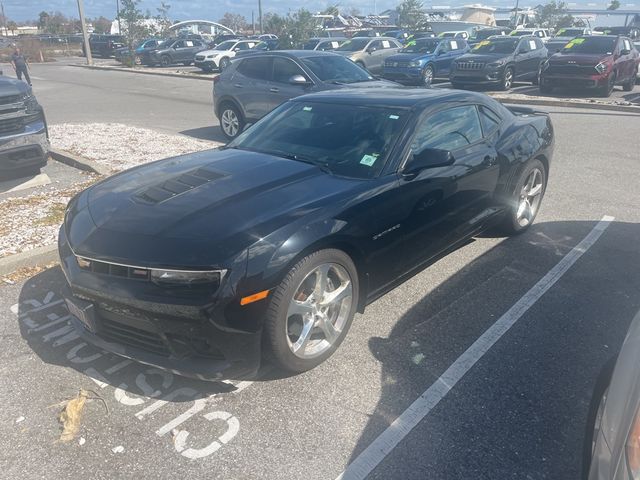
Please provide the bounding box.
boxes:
[472,38,519,54]
[401,39,440,54]
[229,102,408,179]
[562,37,616,54]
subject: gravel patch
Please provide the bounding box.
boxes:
[49,123,221,173]
[1,124,222,259]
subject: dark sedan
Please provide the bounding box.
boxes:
[450,36,547,90]
[59,89,554,380]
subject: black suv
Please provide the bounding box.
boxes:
[84,34,125,58]
[450,36,547,90]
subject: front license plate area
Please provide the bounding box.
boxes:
[66,298,97,333]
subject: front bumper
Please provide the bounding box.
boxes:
[541,72,609,89]
[195,59,217,70]
[450,68,504,85]
[382,67,423,84]
[58,228,263,381]
[0,115,49,176]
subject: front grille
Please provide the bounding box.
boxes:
[100,317,171,356]
[80,257,149,280]
[0,95,21,106]
[546,64,597,75]
[385,61,410,68]
[134,167,226,205]
[0,117,25,135]
[455,61,485,71]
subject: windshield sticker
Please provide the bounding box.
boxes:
[565,38,585,48]
[557,28,566,35]
[331,41,339,48]
[474,40,491,49]
[406,40,416,47]
[389,114,400,120]
[529,40,537,50]
[302,106,313,111]
[450,40,458,49]
[382,40,391,48]
[360,154,379,166]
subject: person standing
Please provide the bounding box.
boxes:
[11,47,31,86]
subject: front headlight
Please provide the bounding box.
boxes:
[207,54,215,59]
[408,60,424,67]
[595,61,610,74]
[486,60,506,68]
[22,93,40,115]
[150,268,226,286]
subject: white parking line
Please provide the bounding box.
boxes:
[335,215,614,480]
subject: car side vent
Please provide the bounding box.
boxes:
[134,167,226,205]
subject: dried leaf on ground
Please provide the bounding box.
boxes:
[58,390,89,442]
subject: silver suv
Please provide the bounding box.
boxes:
[213,51,398,140]
[334,37,403,73]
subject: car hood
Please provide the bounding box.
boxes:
[456,53,512,63]
[385,52,435,62]
[548,52,611,65]
[0,76,30,96]
[66,149,360,267]
[328,79,399,88]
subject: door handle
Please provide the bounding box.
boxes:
[269,87,279,93]
[233,83,244,88]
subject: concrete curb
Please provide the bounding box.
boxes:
[70,63,216,82]
[0,244,58,276]
[490,95,640,114]
[49,148,111,176]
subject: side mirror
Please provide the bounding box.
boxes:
[621,48,631,55]
[289,74,311,86]
[404,148,455,176]
[367,47,376,54]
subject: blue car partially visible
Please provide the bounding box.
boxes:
[382,37,470,86]
[115,38,166,64]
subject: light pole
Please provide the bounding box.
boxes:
[0,1,7,37]
[116,0,121,34]
[77,0,93,65]
[258,0,263,34]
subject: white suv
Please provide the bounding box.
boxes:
[195,39,260,72]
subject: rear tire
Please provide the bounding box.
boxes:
[219,103,244,141]
[263,249,359,373]
[497,158,547,235]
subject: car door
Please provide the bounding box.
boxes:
[365,40,384,72]
[231,56,274,121]
[266,57,314,112]
[619,38,635,81]
[398,105,500,267]
[170,40,185,62]
[515,38,538,79]
[433,40,453,74]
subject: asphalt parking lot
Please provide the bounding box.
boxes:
[1,64,640,479]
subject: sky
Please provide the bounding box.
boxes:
[1,0,630,23]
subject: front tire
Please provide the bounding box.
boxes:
[219,103,244,141]
[599,72,615,97]
[500,67,514,91]
[160,55,171,67]
[623,71,635,91]
[498,158,547,235]
[422,64,435,87]
[263,249,359,373]
[219,57,230,70]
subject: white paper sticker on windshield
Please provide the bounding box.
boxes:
[529,40,537,50]
[382,40,390,48]
[303,106,313,111]
[389,114,400,120]
[360,154,378,166]
[331,42,339,48]
[450,40,458,49]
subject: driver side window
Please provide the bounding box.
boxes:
[411,106,483,152]
[272,57,307,84]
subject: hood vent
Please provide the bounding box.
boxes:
[134,167,226,205]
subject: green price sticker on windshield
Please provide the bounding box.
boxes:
[360,154,378,167]
[565,38,585,49]
[406,40,416,47]
[474,40,490,49]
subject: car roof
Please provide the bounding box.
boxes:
[244,50,346,59]
[350,36,398,41]
[290,87,491,109]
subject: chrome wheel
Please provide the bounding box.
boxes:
[285,263,353,359]
[221,109,239,138]
[516,167,544,227]
[503,68,513,90]
[422,65,434,86]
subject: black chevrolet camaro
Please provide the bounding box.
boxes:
[59,88,554,380]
